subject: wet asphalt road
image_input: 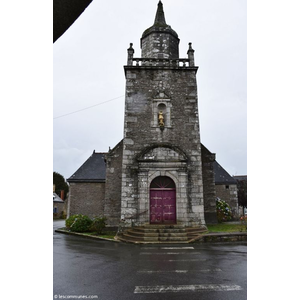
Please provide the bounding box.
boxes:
[53,220,247,300]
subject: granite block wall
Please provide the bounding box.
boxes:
[68,182,105,218]
[104,140,123,226]
[215,184,239,219]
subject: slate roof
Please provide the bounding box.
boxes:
[213,161,237,185]
[53,192,64,203]
[233,175,247,181]
[67,152,107,183]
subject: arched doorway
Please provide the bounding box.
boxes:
[150,176,176,224]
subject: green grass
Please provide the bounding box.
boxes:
[98,233,116,239]
[207,223,247,233]
[59,228,117,240]
[80,231,117,239]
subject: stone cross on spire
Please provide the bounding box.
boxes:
[154,1,166,25]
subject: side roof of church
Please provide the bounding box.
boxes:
[213,161,237,185]
[67,151,107,183]
[67,140,236,185]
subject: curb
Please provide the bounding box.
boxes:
[55,228,246,244]
[55,229,120,243]
[197,232,247,243]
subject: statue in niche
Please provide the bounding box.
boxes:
[158,111,164,128]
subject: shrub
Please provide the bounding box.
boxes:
[65,214,92,233]
[65,214,78,228]
[90,216,107,235]
[240,215,247,231]
[216,198,233,223]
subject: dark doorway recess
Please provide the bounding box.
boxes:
[150,176,176,224]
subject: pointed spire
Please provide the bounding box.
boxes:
[154,1,166,26]
[141,1,179,59]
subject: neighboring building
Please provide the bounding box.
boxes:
[67,1,239,226]
[213,161,239,218]
[53,192,66,219]
[233,175,247,216]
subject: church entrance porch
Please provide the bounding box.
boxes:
[130,145,193,227]
[150,176,176,224]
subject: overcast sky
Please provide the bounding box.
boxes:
[53,0,247,180]
[2,1,300,296]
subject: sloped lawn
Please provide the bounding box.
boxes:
[207,223,247,233]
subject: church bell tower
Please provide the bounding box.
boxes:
[121,1,205,227]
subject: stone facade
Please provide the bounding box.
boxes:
[104,141,123,226]
[53,192,67,219]
[135,145,191,225]
[120,1,205,227]
[215,184,239,218]
[213,160,239,219]
[68,182,105,217]
[53,202,65,218]
[201,145,217,223]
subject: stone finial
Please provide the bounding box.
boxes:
[187,42,195,66]
[127,43,134,66]
[154,1,166,25]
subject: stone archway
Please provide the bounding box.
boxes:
[150,176,176,224]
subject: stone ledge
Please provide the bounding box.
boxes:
[55,228,120,243]
[196,232,247,243]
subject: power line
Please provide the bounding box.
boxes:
[53,95,125,120]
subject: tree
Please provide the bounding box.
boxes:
[53,172,69,199]
[236,178,247,214]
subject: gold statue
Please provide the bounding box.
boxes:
[158,111,164,127]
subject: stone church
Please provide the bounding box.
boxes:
[67,1,238,228]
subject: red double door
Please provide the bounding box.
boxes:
[150,189,176,224]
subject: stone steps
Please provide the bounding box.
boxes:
[139,224,185,229]
[117,234,190,244]
[127,229,187,237]
[116,224,208,244]
[133,227,187,234]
